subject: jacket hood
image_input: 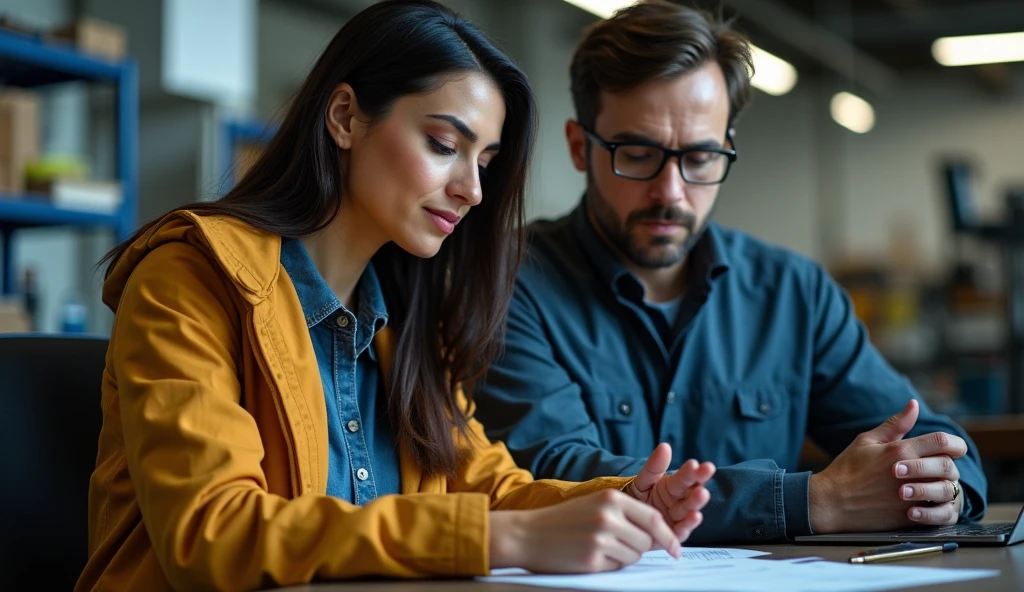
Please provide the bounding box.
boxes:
[102,211,282,312]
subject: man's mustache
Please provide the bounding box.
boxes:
[626,206,696,232]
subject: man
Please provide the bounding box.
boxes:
[474,0,986,543]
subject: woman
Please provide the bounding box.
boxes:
[76,1,715,590]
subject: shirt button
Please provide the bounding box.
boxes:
[356,468,369,481]
[758,403,771,414]
[666,391,676,404]
[619,402,632,416]
[346,419,360,433]
[754,526,767,537]
[336,316,350,328]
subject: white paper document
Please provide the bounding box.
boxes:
[640,548,770,562]
[480,549,998,592]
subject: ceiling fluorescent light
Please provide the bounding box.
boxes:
[932,31,1024,67]
[830,91,875,134]
[562,0,798,96]
[750,46,798,96]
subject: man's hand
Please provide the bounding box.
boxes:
[627,443,716,541]
[809,400,966,534]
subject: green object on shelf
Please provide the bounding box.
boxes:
[0,27,138,296]
[24,155,90,184]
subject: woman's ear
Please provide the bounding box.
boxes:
[326,82,361,149]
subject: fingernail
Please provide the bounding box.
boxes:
[903,486,913,499]
[911,509,922,520]
[896,463,908,476]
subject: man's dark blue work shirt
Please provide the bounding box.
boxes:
[475,202,986,543]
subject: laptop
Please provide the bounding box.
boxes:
[795,504,1024,546]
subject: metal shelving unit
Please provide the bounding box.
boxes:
[0,29,138,294]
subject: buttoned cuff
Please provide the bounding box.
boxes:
[782,470,813,538]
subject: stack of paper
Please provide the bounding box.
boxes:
[480,548,998,592]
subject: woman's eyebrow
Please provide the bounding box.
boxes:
[428,114,501,150]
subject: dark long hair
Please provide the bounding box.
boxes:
[102,0,537,477]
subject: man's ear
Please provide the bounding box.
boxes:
[565,119,588,173]
[727,126,737,149]
[326,82,361,149]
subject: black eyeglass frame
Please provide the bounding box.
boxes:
[582,126,738,184]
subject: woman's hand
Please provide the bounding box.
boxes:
[489,443,715,574]
[626,443,716,541]
[489,488,679,573]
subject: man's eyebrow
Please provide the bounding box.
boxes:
[609,130,723,150]
[428,114,500,150]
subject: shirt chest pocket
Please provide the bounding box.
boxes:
[586,382,650,455]
[582,355,645,425]
[734,387,788,421]
[724,387,794,462]
[597,384,641,423]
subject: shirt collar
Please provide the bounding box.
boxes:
[356,261,389,337]
[569,196,730,299]
[280,238,389,332]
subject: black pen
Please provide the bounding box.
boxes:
[849,542,958,564]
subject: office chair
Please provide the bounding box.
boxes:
[0,334,108,589]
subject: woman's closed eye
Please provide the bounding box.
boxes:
[428,136,457,156]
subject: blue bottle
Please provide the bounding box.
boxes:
[61,293,88,334]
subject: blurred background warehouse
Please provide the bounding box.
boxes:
[0,0,1022,498]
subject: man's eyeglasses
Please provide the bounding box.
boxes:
[582,127,737,184]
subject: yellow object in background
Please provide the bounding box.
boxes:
[24,155,90,186]
[882,286,920,329]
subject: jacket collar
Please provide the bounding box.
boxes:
[102,208,400,377]
[103,211,282,312]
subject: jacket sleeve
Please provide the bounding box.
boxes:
[113,243,496,590]
[448,397,631,510]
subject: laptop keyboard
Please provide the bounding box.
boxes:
[927,523,1013,536]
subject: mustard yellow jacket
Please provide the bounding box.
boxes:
[76,211,629,591]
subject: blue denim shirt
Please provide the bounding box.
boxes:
[280,239,400,504]
[475,202,986,543]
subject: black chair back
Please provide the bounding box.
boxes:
[0,334,108,589]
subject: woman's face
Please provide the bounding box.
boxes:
[332,72,505,258]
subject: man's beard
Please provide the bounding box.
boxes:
[586,175,712,269]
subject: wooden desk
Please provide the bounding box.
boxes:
[278,503,1023,592]
[959,416,1024,461]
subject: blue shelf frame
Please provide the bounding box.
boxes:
[219,118,276,195]
[0,29,138,294]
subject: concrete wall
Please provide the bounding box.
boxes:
[3,0,1022,333]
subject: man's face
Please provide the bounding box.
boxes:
[567,62,732,269]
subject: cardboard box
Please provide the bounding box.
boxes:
[53,17,127,61]
[0,89,40,193]
[0,299,30,333]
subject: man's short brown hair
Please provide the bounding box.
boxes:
[570,0,754,129]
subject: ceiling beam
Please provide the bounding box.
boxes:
[261,0,360,21]
[852,1,1024,44]
[725,0,900,95]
